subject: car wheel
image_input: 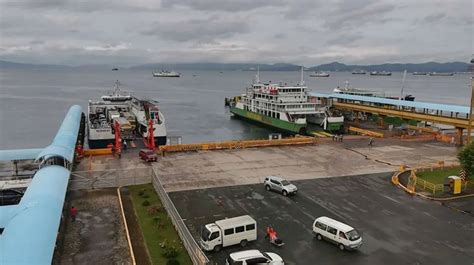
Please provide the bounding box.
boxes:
[214,245,222,252]
[339,244,345,251]
[240,240,248,247]
[282,190,288,196]
[265,185,271,191]
[316,234,322,241]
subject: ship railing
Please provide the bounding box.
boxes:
[151,168,210,265]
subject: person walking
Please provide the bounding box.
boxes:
[368,137,374,146]
[339,134,343,142]
[123,139,127,151]
[70,206,78,222]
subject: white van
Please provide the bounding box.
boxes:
[200,215,257,252]
[312,216,362,250]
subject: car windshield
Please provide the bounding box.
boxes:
[262,252,272,261]
[201,227,211,241]
[346,229,360,241]
[281,180,290,186]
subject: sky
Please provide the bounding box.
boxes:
[0,0,472,66]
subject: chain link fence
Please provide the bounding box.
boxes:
[151,167,210,265]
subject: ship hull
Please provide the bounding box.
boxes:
[88,138,115,149]
[230,107,306,134]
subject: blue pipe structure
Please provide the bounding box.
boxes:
[0,105,82,265]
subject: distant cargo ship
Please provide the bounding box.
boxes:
[429,72,454,76]
[370,71,392,76]
[153,70,180,77]
[309,71,330,77]
[412,72,428,75]
[229,70,344,133]
[87,81,167,148]
[351,69,366,75]
[334,81,415,101]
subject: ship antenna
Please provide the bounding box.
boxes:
[255,67,260,84]
[300,66,304,86]
[400,69,407,100]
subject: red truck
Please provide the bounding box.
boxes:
[139,149,158,162]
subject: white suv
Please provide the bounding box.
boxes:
[263,176,298,196]
[226,249,284,265]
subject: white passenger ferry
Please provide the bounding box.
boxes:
[230,69,344,133]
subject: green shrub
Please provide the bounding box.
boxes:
[142,200,150,207]
[147,205,161,216]
[163,247,179,259]
[166,259,180,265]
[138,190,145,196]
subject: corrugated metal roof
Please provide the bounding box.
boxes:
[310,92,471,114]
[0,148,43,161]
[36,105,82,163]
[0,166,70,264]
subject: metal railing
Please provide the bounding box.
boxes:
[151,167,210,265]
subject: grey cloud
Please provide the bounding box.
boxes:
[141,16,250,42]
[325,33,363,46]
[161,0,285,12]
[420,13,446,24]
[1,0,161,12]
[29,40,45,45]
[323,1,397,30]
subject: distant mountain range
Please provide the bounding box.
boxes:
[0,60,471,72]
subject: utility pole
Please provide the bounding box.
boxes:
[468,76,474,144]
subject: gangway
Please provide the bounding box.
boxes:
[311,92,473,144]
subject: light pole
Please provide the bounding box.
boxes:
[468,76,473,144]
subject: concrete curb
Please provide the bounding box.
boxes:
[391,171,474,201]
[117,187,137,265]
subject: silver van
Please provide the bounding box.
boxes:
[312,216,362,250]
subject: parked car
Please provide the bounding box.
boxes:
[226,249,284,265]
[312,216,362,251]
[0,189,24,206]
[139,149,158,162]
[263,176,297,196]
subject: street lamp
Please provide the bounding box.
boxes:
[468,57,474,144]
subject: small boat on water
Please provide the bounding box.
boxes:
[370,71,392,76]
[309,71,330,77]
[153,70,180,77]
[351,69,366,75]
[112,68,119,71]
[412,72,428,75]
[429,72,454,76]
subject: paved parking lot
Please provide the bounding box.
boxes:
[170,173,474,265]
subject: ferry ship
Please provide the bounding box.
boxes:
[229,70,344,134]
[370,71,392,76]
[87,81,167,148]
[309,71,330,77]
[352,69,366,75]
[153,70,180,77]
[429,72,454,76]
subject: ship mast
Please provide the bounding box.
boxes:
[256,67,260,83]
[299,66,305,86]
[400,70,407,99]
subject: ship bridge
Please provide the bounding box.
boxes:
[311,92,473,144]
